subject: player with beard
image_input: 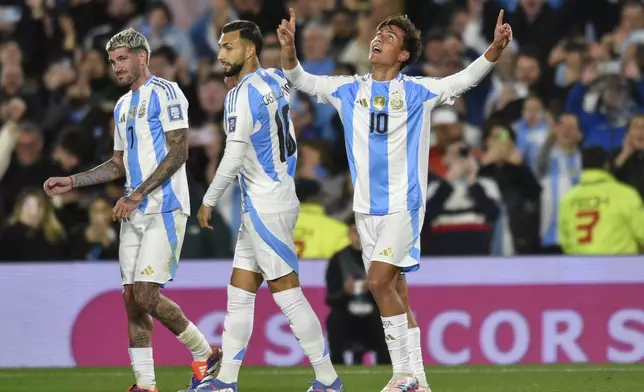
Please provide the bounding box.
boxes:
[278,8,513,392]
[192,20,343,392]
[44,28,221,392]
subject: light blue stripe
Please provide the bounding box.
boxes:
[233,348,246,361]
[332,82,360,186]
[258,69,291,172]
[114,100,125,140]
[125,91,144,206]
[544,159,559,245]
[148,91,181,212]
[239,175,252,213]
[368,81,390,214]
[248,208,299,275]
[247,84,279,182]
[407,208,421,267]
[404,80,436,211]
[162,211,179,280]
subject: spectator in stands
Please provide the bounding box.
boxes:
[515,95,550,173]
[192,73,227,127]
[565,61,644,151]
[422,141,503,256]
[0,64,43,121]
[68,196,119,261]
[559,147,644,254]
[0,188,68,261]
[429,107,465,179]
[339,10,373,75]
[507,0,565,64]
[479,121,541,254]
[614,113,644,199]
[260,42,282,69]
[189,0,239,64]
[0,120,61,217]
[325,216,390,365]
[293,179,350,259]
[536,113,582,254]
[329,8,356,58]
[301,22,337,141]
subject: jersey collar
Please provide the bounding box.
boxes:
[580,169,615,185]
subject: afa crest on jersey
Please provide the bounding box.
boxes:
[138,100,147,118]
[391,92,404,110]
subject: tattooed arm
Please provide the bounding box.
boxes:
[72,151,126,187]
[130,128,188,199]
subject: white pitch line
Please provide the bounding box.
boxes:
[0,367,642,378]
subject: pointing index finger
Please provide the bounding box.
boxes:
[289,7,296,28]
[497,9,504,26]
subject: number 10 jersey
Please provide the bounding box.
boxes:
[223,68,299,214]
[287,70,460,216]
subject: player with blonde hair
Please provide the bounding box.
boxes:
[44,28,221,392]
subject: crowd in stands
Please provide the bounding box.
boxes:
[0,0,643,261]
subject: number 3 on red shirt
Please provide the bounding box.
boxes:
[575,210,600,244]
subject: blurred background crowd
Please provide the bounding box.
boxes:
[1,0,644,263]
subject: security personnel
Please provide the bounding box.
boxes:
[558,147,644,254]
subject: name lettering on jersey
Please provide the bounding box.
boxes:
[571,196,609,210]
[128,106,136,121]
[391,91,404,110]
[228,116,237,133]
[168,104,183,121]
[262,83,290,105]
[373,96,386,111]
[138,100,147,118]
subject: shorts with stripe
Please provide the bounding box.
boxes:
[119,209,187,285]
[233,206,299,281]
[355,208,424,273]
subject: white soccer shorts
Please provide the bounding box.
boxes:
[119,209,187,285]
[355,208,424,273]
[233,206,299,281]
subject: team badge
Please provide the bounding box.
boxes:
[373,96,386,111]
[168,104,183,121]
[138,100,146,118]
[228,116,237,133]
[391,92,404,110]
[128,106,136,120]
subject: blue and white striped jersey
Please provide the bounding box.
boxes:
[223,68,299,213]
[286,68,466,215]
[113,76,190,215]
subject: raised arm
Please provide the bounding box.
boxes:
[417,10,512,106]
[277,8,354,103]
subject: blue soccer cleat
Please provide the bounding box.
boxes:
[186,345,222,390]
[379,375,419,392]
[181,378,238,392]
[306,376,344,392]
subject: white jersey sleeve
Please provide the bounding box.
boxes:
[411,55,496,106]
[283,62,357,104]
[157,82,190,132]
[224,85,254,144]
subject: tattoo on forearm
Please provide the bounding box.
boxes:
[134,129,188,197]
[73,152,125,188]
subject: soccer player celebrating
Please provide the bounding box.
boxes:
[43,29,221,392]
[278,9,512,392]
[195,20,343,392]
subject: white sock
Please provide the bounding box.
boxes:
[408,327,428,386]
[273,287,338,386]
[177,322,212,361]
[217,285,256,383]
[129,347,156,390]
[382,314,412,375]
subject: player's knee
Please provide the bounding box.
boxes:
[132,282,158,311]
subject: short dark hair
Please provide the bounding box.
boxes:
[222,20,263,56]
[376,14,422,68]
[581,147,609,169]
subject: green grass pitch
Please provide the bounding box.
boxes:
[1,364,643,392]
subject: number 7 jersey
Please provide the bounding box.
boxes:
[223,68,299,214]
